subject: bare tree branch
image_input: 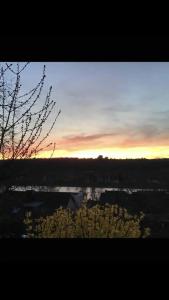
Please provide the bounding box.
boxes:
[0,62,61,160]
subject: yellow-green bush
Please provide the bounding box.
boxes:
[24,203,150,238]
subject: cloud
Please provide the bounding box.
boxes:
[102,103,135,113]
[51,109,169,152]
[55,132,120,151]
[60,132,116,144]
[136,124,161,139]
[69,124,169,148]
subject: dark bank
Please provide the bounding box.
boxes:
[0,158,169,238]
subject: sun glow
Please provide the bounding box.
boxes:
[35,146,169,159]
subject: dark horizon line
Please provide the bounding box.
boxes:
[1,157,169,161]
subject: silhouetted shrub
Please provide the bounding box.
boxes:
[24,202,150,238]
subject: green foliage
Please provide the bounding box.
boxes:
[24,203,151,238]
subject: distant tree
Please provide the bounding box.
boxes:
[97,155,103,160]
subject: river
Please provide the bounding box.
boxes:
[10,185,168,201]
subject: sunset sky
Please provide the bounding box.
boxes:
[15,62,169,159]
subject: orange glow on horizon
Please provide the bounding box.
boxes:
[35,146,169,159]
[1,146,169,160]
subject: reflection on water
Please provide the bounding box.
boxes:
[10,185,168,201]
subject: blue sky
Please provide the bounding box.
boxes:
[3,62,169,158]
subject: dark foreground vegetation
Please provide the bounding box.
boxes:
[24,203,150,238]
[0,158,169,238]
[0,191,150,238]
[0,189,168,237]
[1,157,169,188]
